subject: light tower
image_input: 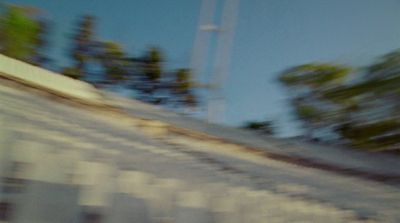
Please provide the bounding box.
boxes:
[190,0,240,124]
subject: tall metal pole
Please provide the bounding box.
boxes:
[191,0,239,124]
[207,0,240,124]
[190,0,218,87]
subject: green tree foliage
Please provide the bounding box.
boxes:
[63,16,198,110]
[61,15,197,110]
[279,63,352,138]
[30,19,50,66]
[100,41,129,83]
[0,5,46,64]
[137,47,164,103]
[279,64,349,88]
[143,47,162,81]
[280,53,400,151]
[0,4,197,110]
[69,15,96,79]
[171,69,197,108]
[331,51,400,150]
[61,67,81,79]
[131,48,199,108]
[242,120,275,135]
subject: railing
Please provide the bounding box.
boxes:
[0,54,103,104]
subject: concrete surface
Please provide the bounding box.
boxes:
[1,84,400,222]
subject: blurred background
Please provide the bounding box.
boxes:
[1,0,400,151]
[1,0,400,222]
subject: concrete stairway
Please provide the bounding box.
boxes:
[0,85,373,223]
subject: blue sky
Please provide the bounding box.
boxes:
[4,0,400,136]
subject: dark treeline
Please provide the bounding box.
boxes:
[245,55,400,153]
[0,5,197,110]
[62,15,197,109]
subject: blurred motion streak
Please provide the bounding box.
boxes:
[1,1,400,223]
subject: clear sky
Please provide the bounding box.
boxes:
[4,0,400,136]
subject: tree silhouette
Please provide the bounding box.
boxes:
[280,55,400,151]
[66,15,96,80]
[243,120,275,135]
[0,5,47,64]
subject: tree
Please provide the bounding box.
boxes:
[143,47,162,81]
[328,51,400,150]
[30,19,50,66]
[279,63,352,140]
[137,47,164,104]
[280,54,400,151]
[99,41,129,84]
[68,15,96,80]
[0,5,45,63]
[62,17,198,111]
[242,120,275,135]
[61,67,81,79]
[171,68,197,108]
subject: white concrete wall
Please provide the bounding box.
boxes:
[0,54,103,103]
